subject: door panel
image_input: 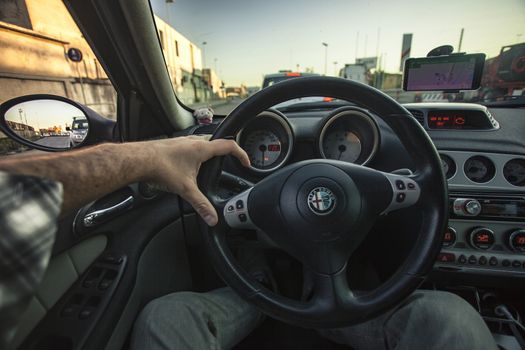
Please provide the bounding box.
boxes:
[10,235,108,349]
[17,188,191,350]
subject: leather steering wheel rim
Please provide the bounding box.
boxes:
[198,76,448,328]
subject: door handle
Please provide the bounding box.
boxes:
[83,196,134,227]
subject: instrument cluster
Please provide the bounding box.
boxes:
[237,107,380,174]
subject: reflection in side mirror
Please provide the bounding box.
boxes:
[2,99,89,151]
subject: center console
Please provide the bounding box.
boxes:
[435,193,525,275]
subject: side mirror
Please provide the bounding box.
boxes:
[0,94,115,153]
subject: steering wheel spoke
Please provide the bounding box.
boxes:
[380,172,421,214]
[309,265,356,313]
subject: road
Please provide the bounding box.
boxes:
[34,135,70,148]
[210,98,245,115]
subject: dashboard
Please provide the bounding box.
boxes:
[192,102,525,283]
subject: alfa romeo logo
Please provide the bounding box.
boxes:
[307,187,336,215]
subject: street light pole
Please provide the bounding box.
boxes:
[322,42,328,75]
[202,41,207,68]
[333,61,338,76]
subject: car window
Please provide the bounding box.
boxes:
[150,0,525,115]
[0,0,117,156]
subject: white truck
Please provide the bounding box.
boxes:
[339,64,368,85]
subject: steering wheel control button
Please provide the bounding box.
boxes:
[437,252,455,263]
[458,254,467,264]
[468,255,477,264]
[443,227,456,247]
[235,200,244,209]
[395,180,406,190]
[469,228,495,250]
[307,187,336,216]
[509,229,525,252]
[407,182,416,189]
[396,193,406,203]
[489,257,498,266]
[453,198,481,217]
[239,214,247,222]
[227,205,235,213]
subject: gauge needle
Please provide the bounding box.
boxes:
[338,144,346,160]
[259,144,267,166]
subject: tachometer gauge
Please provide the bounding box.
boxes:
[243,130,282,168]
[503,159,525,186]
[464,156,495,183]
[322,130,362,163]
[237,110,293,173]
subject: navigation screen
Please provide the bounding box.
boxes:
[403,54,485,92]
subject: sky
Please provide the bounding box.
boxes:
[151,0,525,87]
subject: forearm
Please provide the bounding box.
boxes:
[0,143,152,213]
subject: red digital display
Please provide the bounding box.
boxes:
[518,237,525,245]
[475,234,490,243]
[267,144,281,152]
[428,112,467,129]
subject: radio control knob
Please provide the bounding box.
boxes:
[464,199,481,216]
[469,227,494,250]
[509,229,525,253]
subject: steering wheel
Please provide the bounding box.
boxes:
[199,76,447,329]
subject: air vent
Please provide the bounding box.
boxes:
[407,109,425,126]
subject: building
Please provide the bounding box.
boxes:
[202,68,225,99]
[154,16,224,105]
[0,0,116,118]
[0,0,223,120]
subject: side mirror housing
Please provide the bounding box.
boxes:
[0,94,116,153]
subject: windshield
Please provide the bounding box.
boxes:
[72,120,88,130]
[151,0,524,114]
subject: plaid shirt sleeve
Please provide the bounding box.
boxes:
[0,171,63,348]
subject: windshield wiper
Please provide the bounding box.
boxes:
[480,95,525,108]
[277,101,353,112]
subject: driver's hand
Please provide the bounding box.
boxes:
[148,136,250,226]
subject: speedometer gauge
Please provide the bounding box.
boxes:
[319,107,379,165]
[322,131,362,162]
[243,130,282,168]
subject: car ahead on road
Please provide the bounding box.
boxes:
[0,1,524,350]
[262,72,319,89]
[67,118,89,147]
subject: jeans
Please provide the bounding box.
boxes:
[131,288,498,350]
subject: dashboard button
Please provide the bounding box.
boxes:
[395,180,406,190]
[443,227,456,247]
[469,228,495,250]
[464,199,482,216]
[437,253,455,263]
[478,256,487,265]
[468,255,477,265]
[512,260,521,268]
[489,257,498,266]
[458,254,467,264]
[502,259,511,267]
[79,309,92,320]
[509,229,525,253]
